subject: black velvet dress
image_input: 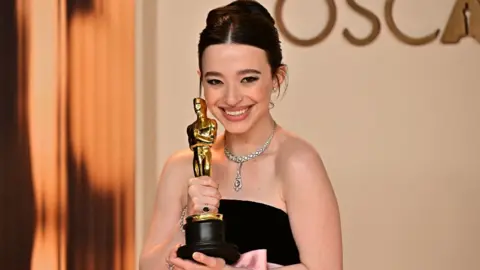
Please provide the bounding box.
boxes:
[218,199,301,266]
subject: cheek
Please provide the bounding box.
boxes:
[203,88,220,114]
[203,88,217,104]
[249,83,272,103]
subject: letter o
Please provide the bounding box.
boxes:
[274,0,338,47]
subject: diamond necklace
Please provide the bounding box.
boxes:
[224,122,277,192]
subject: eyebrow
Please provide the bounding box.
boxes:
[204,69,261,77]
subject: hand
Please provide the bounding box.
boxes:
[187,176,221,215]
[167,244,227,270]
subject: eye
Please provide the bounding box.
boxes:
[206,79,223,85]
[241,76,259,83]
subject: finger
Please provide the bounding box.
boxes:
[188,182,219,200]
[203,178,219,189]
[199,186,221,198]
[197,191,221,205]
[167,244,182,261]
[194,176,219,189]
[188,176,217,187]
[193,252,222,268]
[215,189,221,199]
[170,257,200,270]
[190,194,219,207]
[193,204,218,214]
[191,197,219,212]
[191,200,218,214]
[188,178,198,187]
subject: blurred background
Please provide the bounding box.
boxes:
[1,0,479,270]
[1,0,135,269]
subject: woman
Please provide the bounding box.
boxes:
[139,1,343,269]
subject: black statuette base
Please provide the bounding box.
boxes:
[177,218,240,265]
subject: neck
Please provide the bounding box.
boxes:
[224,113,276,155]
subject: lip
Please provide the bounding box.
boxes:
[221,106,253,122]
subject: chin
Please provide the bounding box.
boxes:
[222,121,252,135]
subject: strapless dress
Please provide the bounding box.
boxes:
[218,199,301,266]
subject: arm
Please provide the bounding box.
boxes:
[193,120,217,144]
[139,151,191,270]
[278,148,343,270]
[196,134,215,144]
[193,129,216,144]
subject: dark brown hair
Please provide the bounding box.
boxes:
[198,0,286,96]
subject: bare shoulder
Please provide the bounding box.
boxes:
[163,148,193,171]
[275,129,333,197]
[276,129,327,174]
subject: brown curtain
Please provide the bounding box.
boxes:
[0,0,135,269]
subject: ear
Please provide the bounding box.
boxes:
[273,65,287,88]
[197,69,201,77]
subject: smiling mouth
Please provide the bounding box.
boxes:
[221,106,253,120]
[224,108,249,116]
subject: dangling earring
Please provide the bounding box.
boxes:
[269,101,275,109]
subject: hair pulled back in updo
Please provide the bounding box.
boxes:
[198,0,286,93]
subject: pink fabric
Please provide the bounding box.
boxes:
[233,249,283,270]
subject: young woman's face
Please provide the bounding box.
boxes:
[201,44,275,134]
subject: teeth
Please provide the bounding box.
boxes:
[225,108,248,116]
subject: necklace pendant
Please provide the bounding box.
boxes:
[234,174,242,192]
[225,122,277,193]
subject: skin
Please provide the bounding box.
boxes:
[139,44,343,270]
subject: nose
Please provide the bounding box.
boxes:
[224,85,243,107]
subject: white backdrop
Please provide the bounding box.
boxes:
[136,1,480,269]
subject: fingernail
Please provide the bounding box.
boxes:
[193,252,200,258]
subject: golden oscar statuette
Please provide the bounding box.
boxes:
[177,98,241,265]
